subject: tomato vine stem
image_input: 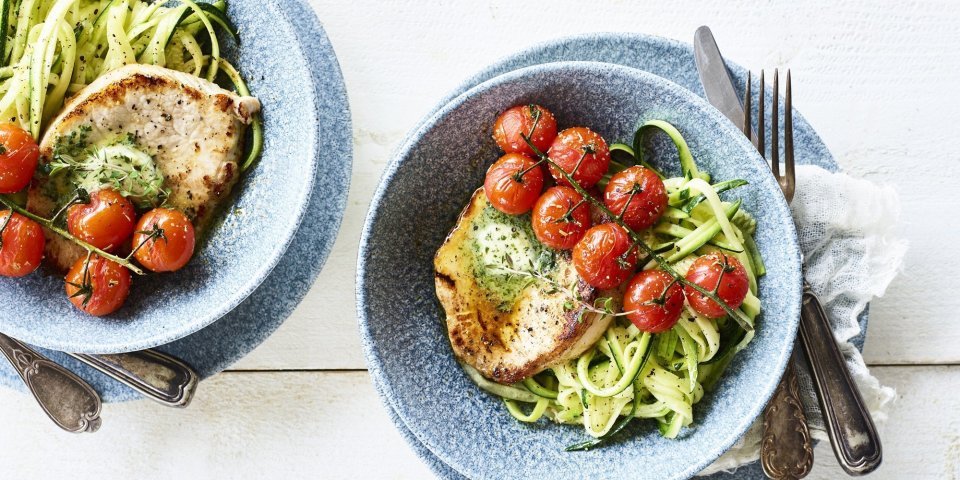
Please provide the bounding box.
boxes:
[520,135,752,332]
[0,195,145,275]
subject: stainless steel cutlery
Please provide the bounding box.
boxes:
[694,25,882,478]
[1,332,199,432]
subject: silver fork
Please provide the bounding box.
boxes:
[749,70,882,477]
[749,70,811,480]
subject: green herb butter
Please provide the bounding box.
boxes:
[465,205,555,310]
[46,126,167,209]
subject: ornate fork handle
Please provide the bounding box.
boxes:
[798,282,882,475]
[0,333,101,433]
[761,350,813,479]
[69,349,199,408]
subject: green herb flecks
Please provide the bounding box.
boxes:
[47,129,168,209]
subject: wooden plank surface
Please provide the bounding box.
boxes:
[1,367,954,479]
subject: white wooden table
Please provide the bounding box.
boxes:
[3,1,958,478]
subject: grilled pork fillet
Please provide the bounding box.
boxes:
[435,189,613,385]
[28,64,259,271]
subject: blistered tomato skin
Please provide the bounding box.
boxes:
[492,104,558,156]
[0,123,39,194]
[572,223,637,290]
[531,186,592,250]
[0,211,44,277]
[483,153,544,215]
[684,252,750,318]
[547,127,610,189]
[64,254,131,317]
[67,189,137,251]
[623,269,685,333]
[132,208,196,272]
[604,166,668,231]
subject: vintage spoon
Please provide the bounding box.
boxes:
[0,332,102,433]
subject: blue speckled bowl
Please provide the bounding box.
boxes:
[369,31,867,480]
[358,61,802,479]
[0,0,351,400]
[0,0,327,354]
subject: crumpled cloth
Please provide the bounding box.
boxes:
[699,165,905,476]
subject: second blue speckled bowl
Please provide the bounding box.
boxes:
[358,61,802,479]
[0,0,326,353]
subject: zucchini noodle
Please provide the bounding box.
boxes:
[0,0,256,142]
[463,120,766,447]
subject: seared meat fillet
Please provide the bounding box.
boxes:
[28,64,260,271]
[435,189,613,385]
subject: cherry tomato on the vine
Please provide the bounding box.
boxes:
[604,166,667,231]
[67,189,136,251]
[65,254,131,317]
[131,208,196,272]
[572,223,637,290]
[0,123,39,194]
[547,127,610,189]
[531,186,592,250]
[684,252,750,319]
[492,104,558,156]
[483,153,544,215]
[623,269,684,333]
[0,210,44,277]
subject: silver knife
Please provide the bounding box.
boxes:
[693,25,812,479]
[694,26,883,477]
[68,350,199,408]
[693,26,758,147]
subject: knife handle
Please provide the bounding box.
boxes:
[69,349,199,408]
[798,282,882,475]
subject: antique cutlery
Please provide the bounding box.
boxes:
[694,25,882,477]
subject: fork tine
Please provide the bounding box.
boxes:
[771,69,780,180]
[757,70,765,160]
[784,69,795,201]
[743,72,752,137]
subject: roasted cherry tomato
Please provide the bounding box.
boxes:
[483,153,544,215]
[0,210,44,277]
[572,223,637,290]
[0,123,39,194]
[684,252,750,318]
[65,254,131,317]
[623,269,684,333]
[547,127,610,189]
[604,166,667,231]
[67,189,136,251]
[492,104,558,156]
[131,208,196,272]
[531,186,592,250]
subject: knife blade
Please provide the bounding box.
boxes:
[694,26,818,479]
[693,26,758,146]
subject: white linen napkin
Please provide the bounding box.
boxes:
[698,165,904,475]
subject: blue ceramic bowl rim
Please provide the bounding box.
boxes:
[0,0,320,354]
[427,32,841,182]
[358,60,802,478]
